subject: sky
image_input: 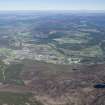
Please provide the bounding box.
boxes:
[0,0,105,11]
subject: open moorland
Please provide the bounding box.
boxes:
[0,11,105,105]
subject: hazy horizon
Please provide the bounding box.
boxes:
[0,0,105,11]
